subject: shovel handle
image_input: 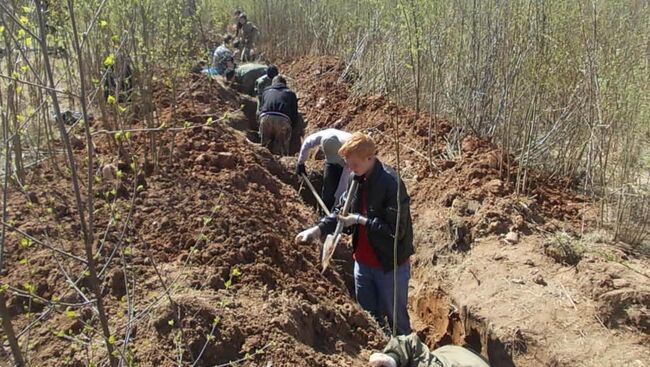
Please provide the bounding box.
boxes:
[301,173,330,215]
[330,180,358,241]
[320,180,359,272]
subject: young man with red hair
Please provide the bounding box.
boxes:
[296,132,414,335]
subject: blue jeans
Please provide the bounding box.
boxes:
[354,260,412,335]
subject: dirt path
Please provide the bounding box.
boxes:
[281,55,650,367]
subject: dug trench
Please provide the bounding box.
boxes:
[276,56,650,366]
[226,70,521,366]
[1,58,648,366]
[208,96,499,365]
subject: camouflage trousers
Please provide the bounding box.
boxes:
[259,114,291,156]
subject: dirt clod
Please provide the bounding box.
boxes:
[543,240,581,266]
[532,274,547,286]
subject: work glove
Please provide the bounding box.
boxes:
[369,353,397,367]
[295,226,321,245]
[295,163,306,176]
[337,213,366,228]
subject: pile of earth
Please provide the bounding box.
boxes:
[0,72,384,366]
[280,55,649,366]
[280,56,595,247]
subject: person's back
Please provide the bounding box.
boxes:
[213,44,233,71]
[234,63,267,95]
[369,333,491,367]
[255,75,272,97]
[211,35,235,75]
[255,64,279,115]
[260,81,298,126]
[258,75,299,155]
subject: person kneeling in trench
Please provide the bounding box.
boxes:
[259,75,299,156]
[369,333,491,367]
[295,132,414,335]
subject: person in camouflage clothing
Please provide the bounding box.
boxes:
[236,13,259,62]
[254,64,279,115]
[225,63,268,96]
[212,35,235,75]
[369,334,491,367]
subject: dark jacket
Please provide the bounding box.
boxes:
[260,83,299,126]
[318,159,414,272]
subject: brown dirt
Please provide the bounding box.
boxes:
[281,55,650,366]
[0,72,384,366]
[1,54,649,367]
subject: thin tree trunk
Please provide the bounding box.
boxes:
[36,2,119,366]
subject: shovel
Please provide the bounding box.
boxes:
[321,180,358,272]
[301,173,330,215]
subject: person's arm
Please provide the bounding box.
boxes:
[318,173,355,235]
[333,166,350,207]
[212,49,218,68]
[297,132,324,164]
[254,78,261,96]
[365,178,411,240]
[289,91,299,127]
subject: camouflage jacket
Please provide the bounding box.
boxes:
[383,334,491,367]
[240,21,259,47]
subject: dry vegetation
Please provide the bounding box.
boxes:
[0,0,648,366]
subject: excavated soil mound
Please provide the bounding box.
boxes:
[281,56,595,243]
[0,72,383,366]
[281,55,650,366]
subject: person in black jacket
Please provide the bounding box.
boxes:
[259,75,299,155]
[295,132,414,335]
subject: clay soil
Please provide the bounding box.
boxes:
[0,55,648,367]
[0,73,383,366]
[280,56,650,367]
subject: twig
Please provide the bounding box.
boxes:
[469,268,481,286]
[117,199,223,333]
[210,343,274,367]
[594,314,607,329]
[6,286,95,308]
[0,220,88,264]
[559,282,578,310]
[37,1,118,365]
[0,2,42,42]
[0,73,78,97]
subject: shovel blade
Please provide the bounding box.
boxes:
[321,234,337,272]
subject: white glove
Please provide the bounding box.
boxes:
[337,213,367,228]
[369,353,396,367]
[295,226,321,244]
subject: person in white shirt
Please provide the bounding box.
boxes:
[212,35,235,75]
[296,128,352,210]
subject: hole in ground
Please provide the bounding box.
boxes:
[254,111,518,365]
[414,289,519,366]
[225,96,260,143]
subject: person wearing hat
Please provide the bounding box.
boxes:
[259,75,299,155]
[236,13,259,62]
[296,128,352,211]
[369,333,491,367]
[254,64,279,116]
